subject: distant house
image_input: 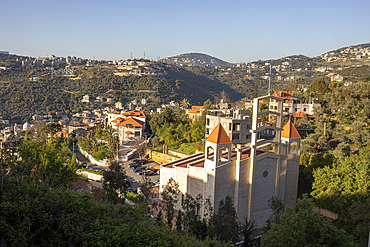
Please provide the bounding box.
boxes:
[54,131,69,138]
[81,95,90,103]
[330,74,344,82]
[159,101,180,113]
[115,102,123,109]
[186,106,204,121]
[344,81,353,86]
[269,90,320,121]
[115,117,145,144]
[217,99,229,110]
[32,115,44,121]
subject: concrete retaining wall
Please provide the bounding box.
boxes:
[146,150,181,164]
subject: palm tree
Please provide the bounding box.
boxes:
[180,98,191,109]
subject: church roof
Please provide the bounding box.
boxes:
[206,123,231,144]
[281,120,301,139]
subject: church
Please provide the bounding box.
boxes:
[159,95,301,227]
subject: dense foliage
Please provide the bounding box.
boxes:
[0,139,227,246]
[149,108,205,154]
[261,196,357,247]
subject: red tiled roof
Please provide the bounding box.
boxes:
[112,117,126,123]
[116,117,144,127]
[293,111,316,119]
[122,110,146,118]
[274,90,293,99]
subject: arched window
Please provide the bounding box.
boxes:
[218,147,229,162]
[207,146,214,161]
[290,141,298,153]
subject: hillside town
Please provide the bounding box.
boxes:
[1,43,370,246]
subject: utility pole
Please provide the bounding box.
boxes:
[268,64,271,96]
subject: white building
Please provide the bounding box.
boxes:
[160,95,301,228]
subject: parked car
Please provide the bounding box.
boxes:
[128,162,138,168]
[136,159,149,166]
[136,166,148,173]
[132,165,142,170]
[145,170,156,176]
[137,169,149,175]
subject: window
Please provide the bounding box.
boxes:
[135,131,140,137]
[206,118,210,125]
[207,146,214,161]
[218,147,229,162]
[290,141,298,153]
[233,123,240,131]
[232,133,240,140]
[246,134,251,140]
[303,108,307,112]
[274,106,277,110]
[229,123,232,130]
[270,106,274,110]
[206,128,209,135]
[247,124,251,129]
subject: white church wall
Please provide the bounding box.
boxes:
[214,161,236,211]
[237,158,251,220]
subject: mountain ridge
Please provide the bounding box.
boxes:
[161,52,234,67]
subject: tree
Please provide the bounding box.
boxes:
[180,98,191,109]
[298,152,336,196]
[311,147,370,217]
[160,178,180,227]
[350,197,370,247]
[261,196,357,247]
[264,196,284,230]
[182,194,208,239]
[240,217,256,247]
[252,84,258,99]
[208,195,239,243]
[103,161,131,204]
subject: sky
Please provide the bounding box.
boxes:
[1,0,370,63]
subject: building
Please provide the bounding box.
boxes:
[81,95,90,103]
[115,102,123,109]
[115,118,145,144]
[121,110,146,126]
[186,106,204,121]
[330,74,344,82]
[205,109,253,145]
[158,101,180,113]
[160,95,300,228]
[32,115,44,121]
[269,91,320,120]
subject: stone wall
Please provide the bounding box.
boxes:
[76,169,103,181]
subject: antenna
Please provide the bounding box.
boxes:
[144,51,145,59]
[131,52,133,59]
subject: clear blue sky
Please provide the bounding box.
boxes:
[1,0,369,63]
